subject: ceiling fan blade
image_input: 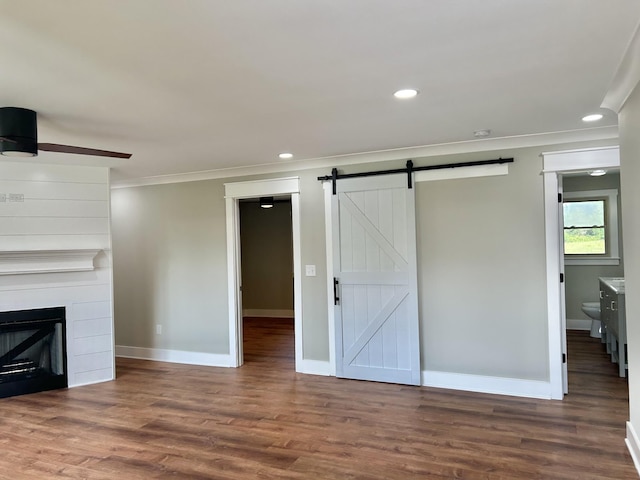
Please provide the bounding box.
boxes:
[38,143,131,159]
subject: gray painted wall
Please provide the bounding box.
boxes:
[239,200,293,312]
[111,138,616,382]
[112,181,230,353]
[563,173,624,320]
[417,148,548,379]
[619,82,640,433]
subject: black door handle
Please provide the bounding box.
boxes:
[334,278,340,305]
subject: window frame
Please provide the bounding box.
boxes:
[563,189,619,266]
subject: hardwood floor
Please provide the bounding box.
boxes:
[0,323,635,479]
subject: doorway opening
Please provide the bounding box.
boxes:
[224,177,302,370]
[560,170,627,385]
[239,196,295,367]
[543,146,626,399]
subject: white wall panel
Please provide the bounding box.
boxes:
[0,199,108,218]
[72,300,112,320]
[71,351,113,373]
[0,180,109,200]
[73,368,113,387]
[74,317,112,338]
[0,162,107,183]
[0,234,110,251]
[2,217,109,235]
[0,161,114,390]
[73,334,112,355]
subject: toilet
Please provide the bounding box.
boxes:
[581,302,601,338]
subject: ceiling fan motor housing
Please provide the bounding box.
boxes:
[0,107,38,156]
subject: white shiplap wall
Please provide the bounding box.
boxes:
[0,161,114,387]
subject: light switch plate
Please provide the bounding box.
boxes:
[305,265,316,277]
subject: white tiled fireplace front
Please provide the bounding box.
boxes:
[0,161,115,389]
[0,250,114,387]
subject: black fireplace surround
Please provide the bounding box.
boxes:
[0,306,68,399]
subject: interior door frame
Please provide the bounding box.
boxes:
[225,177,302,369]
[542,146,620,399]
[323,182,337,375]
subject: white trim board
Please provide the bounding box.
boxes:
[541,146,620,173]
[115,346,234,367]
[298,359,331,377]
[422,370,553,400]
[414,163,508,182]
[224,176,299,198]
[626,421,640,477]
[323,182,337,376]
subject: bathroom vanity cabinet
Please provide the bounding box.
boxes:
[599,277,627,377]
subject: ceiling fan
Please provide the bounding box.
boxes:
[0,107,131,159]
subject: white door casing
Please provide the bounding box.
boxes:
[224,177,302,369]
[558,176,569,394]
[331,174,421,385]
[542,146,620,399]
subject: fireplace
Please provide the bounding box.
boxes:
[0,306,68,398]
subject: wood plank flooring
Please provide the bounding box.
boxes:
[0,320,636,479]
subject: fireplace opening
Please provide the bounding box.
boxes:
[0,307,67,399]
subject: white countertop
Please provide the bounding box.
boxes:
[600,277,625,294]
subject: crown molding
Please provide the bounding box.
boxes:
[111,126,618,189]
[602,21,640,113]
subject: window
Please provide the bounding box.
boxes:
[563,189,619,265]
[563,200,605,254]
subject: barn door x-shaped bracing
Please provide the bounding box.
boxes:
[332,174,421,385]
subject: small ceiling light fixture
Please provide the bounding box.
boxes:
[582,113,603,122]
[473,129,491,138]
[393,88,419,99]
[589,169,607,177]
[278,152,293,159]
[260,196,274,209]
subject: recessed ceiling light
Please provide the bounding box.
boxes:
[393,89,418,99]
[589,169,607,177]
[582,113,603,122]
[278,152,293,159]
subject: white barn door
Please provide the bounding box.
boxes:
[332,174,420,385]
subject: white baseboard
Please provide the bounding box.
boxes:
[566,318,592,330]
[116,345,234,368]
[626,422,640,477]
[297,359,331,376]
[243,309,294,318]
[422,370,552,399]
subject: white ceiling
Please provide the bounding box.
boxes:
[1,1,639,184]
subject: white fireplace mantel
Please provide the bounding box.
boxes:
[0,249,102,275]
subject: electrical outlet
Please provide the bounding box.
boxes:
[156,324,162,335]
[8,193,24,202]
[305,265,316,277]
